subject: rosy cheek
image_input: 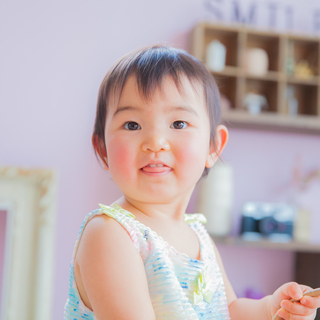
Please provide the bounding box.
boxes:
[107,136,134,175]
[183,147,200,163]
[175,138,207,174]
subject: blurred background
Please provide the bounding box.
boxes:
[1,0,320,319]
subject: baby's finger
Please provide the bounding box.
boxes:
[300,296,320,309]
[278,308,316,320]
[284,282,304,301]
[276,308,291,320]
[281,300,314,317]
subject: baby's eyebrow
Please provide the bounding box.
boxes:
[113,105,199,117]
[165,106,199,117]
[113,106,141,117]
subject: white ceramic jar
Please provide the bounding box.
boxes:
[206,40,227,72]
[245,48,269,76]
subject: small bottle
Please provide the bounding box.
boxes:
[286,86,298,116]
[286,40,295,75]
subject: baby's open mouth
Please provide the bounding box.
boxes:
[141,163,172,173]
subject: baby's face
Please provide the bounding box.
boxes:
[104,74,213,205]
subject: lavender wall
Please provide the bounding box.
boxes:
[1,0,320,318]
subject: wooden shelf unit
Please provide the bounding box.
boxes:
[190,22,320,134]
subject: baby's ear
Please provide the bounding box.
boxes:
[205,125,229,168]
[92,134,109,171]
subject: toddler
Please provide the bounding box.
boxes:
[64,45,320,319]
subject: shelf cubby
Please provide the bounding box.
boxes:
[215,75,238,110]
[246,32,280,72]
[285,83,318,116]
[245,78,278,113]
[289,37,319,76]
[203,27,240,67]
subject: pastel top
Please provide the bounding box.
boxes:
[64,203,230,320]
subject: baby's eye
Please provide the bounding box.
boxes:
[171,121,188,129]
[124,121,141,130]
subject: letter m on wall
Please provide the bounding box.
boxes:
[232,1,257,25]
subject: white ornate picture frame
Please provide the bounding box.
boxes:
[0,167,56,320]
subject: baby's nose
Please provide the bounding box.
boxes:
[141,134,170,152]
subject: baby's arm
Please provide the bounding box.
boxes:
[76,215,156,320]
[211,239,320,319]
[211,240,269,318]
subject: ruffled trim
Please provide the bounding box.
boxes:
[184,213,207,225]
[99,203,135,218]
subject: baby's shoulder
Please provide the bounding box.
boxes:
[87,212,128,232]
[79,204,135,241]
[78,213,132,254]
[74,212,155,319]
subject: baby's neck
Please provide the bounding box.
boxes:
[112,195,190,225]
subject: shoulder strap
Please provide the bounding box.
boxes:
[72,203,148,261]
[184,213,207,225]
[99,203,136,218]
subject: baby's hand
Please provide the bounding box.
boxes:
[270,282,320,320]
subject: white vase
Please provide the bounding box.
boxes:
[206,40,227,72]
[196,161,234,236]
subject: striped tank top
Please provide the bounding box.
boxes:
[64,203,230,320]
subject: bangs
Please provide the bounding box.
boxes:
[107,45,210,104]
